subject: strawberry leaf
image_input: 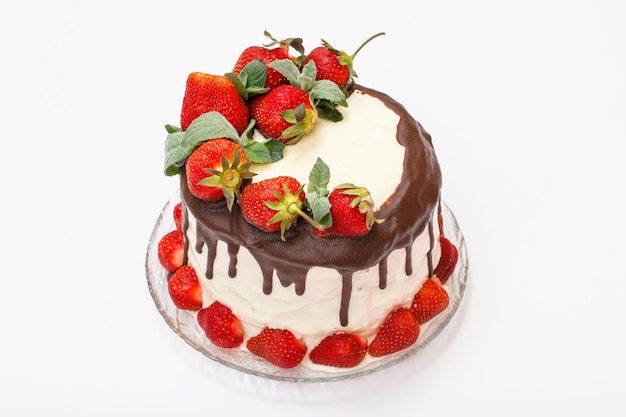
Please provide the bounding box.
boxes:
[243,140,285,164]
[306,158,332,226]
[311,80,348,106]
[241,60,268,90]
[183,112,240,148]
[240,120,285,163]
[308,157,330,192]
[316,100,344,122]
[269,59,301,85]
[163,112,241,176]
[226,60,270,100]
[225,72,247,98]
[165,124,182,134]
[307,193,332,227]
[301,60,317,81]
[297,61,316,92]
[163,130,187,176]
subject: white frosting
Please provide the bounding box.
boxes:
[185,208,441,371]
[251,90,404,208]
[184,90,441,371]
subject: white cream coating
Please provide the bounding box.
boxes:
[186,90,441,371]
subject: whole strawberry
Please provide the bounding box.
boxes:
[410,276,449,324]
[303,32,385,88]
[180,72,249,133]
[314,184,383,237]
[434,235,459,284]
[369,307,420,357]
[246,327,307,369]
[232,31,303,89]
[157,229,184,272]
[248,84,317,144]
[197,301,244,349]
[185,138,255,210]
[167,265,203,311]
[240,176,318,241]
[309,333,367,368]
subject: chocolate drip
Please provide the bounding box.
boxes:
[261,267,273,295]
[276,266,308,295]
[227,243,239,278]
[252,254,309,295]
[427,219,435,277]
[181,200,190,267]
[405,245,413,276]
[340,273,353,326]
[378,256,388,289]
[179,85,442,327]
[196,226,218,280]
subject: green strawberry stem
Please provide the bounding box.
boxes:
[322,32,386,78]
[267,184,325,241]
[350,32,385,60]
[201,150,255,211]
[221,168,242,190]
[286,202,325,230]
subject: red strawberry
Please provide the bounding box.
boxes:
[303,32,385,87]
[314,184,383,237]
[411,276,449,324]
[304,47,350,87]
[248,85,317,144]
[240,176,318,241]
[369,308,420,357]
[232,32,303,89]
[173,202,183,231]
[246,327,307,369]
[434,235,459,284]
[197,301,244,349]
[233,46,291,89]
[157,229,184,272]
[180,72,249,133]
[167,265,203,311]
[185,138,254,210]
[309,333,367,368]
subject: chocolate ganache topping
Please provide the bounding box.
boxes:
[179,85,442,327]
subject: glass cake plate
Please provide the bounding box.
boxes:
[145,191,469,382]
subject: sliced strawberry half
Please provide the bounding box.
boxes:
[309,333,367,368]
[246,327,307,369]
[368,308,420,357]
[434,235,459,284]
[167,265,203,311]
[157,229,184,273]
[197,301,243,349]
[411,276,449,324]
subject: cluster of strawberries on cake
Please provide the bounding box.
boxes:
[163,31,388,240]
[156,31,460,369]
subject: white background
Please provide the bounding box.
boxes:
[2,1,625,416]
